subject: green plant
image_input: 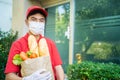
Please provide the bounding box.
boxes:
[0,29,18,79]
[67,61,120,80]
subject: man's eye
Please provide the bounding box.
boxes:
[31,18,36,21]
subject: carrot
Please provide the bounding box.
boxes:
[29,53,37,58]
[20,52,29,61]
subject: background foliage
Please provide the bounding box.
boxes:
[0,29,18,79]
[67,61,120,80]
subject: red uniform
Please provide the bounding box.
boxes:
[4,33,62,79]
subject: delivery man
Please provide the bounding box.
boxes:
[4,6,64,80]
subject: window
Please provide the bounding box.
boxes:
[74,0,120,64]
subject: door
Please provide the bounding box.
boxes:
[45,3,70,72]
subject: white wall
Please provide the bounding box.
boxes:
[0,0,12,31]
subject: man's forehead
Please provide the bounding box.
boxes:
[29,13,45,19]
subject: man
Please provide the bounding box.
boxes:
[5,6,64,80]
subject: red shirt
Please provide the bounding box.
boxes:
[4,33,62,79]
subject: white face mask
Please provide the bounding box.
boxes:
[28,21,45,36]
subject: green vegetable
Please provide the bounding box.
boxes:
[12,54,23,65]
[26,51,32,57]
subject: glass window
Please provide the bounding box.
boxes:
[74,0,120,64]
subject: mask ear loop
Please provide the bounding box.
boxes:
[44,18,47,35]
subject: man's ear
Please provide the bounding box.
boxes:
[25,19,29,26]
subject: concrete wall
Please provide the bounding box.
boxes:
[12,0,41,37]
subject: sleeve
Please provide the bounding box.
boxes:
[4,41,21,74]
[48,39,62,67]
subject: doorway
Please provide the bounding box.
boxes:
[45,3,70,72]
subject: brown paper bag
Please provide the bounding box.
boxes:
[21,56,54,80]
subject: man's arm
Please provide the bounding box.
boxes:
[5,73,22,80]
[55,65,64,80]
[5,69,51,80]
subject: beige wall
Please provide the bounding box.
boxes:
[12,0,41,38]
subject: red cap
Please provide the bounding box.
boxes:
[26,6,48,18]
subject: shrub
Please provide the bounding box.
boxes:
[67,61,120,80]
[0,29,18,79]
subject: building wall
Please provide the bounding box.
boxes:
[12,0,41,37]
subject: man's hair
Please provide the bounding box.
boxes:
[27,9,46,19]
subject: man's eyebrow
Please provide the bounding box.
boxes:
[31,17,37,19]
[39,17,45,20]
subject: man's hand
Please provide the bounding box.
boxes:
[22,69,51,80]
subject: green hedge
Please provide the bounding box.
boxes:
[67,61,120,80]
[0,29,18,79]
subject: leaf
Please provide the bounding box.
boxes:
[12,54,23,65]
[26,51,32,56]
[12,59,22,65]
[13,54,21,60]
